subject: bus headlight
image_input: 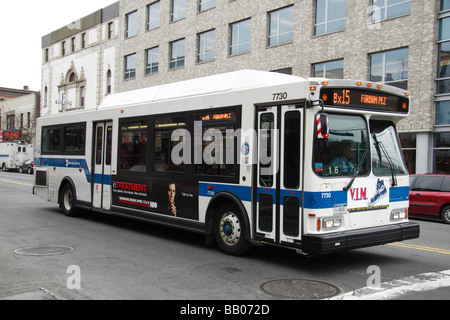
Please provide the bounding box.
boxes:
[323,217,342,230]
[391,208,408,221]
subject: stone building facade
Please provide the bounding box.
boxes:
[40,2,120,117]
[41,0,449,174]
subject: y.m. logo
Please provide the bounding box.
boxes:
[350,188,367,201]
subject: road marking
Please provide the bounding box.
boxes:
[329,269,450,300]
[0,179,33,187]
[388,242,450,255]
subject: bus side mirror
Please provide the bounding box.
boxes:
[316,113,329,139]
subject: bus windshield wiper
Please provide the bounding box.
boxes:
[343,147,369,191]
[372,132,397,187]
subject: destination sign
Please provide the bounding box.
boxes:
[320,88,409,114]
[196,110,237,122]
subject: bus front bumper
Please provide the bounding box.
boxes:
[301,222,420,255]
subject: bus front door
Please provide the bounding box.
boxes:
[92,122,113,211]
[256,105,303,246]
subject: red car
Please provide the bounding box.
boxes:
[409,174,450,224]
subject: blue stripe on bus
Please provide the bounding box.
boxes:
[199,183,409,208]
[199,183,252,202]
[35,157,111,185]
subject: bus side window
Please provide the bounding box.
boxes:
[153,116,186,173]
[120,119,148,172]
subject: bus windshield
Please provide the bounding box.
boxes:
[370,120,408,176]
[313,114,370,177]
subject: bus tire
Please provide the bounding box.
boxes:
[214,202,252,256]
[60,183,78,217]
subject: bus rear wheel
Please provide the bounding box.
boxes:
[60,183,78,217]
[214,203,252,256]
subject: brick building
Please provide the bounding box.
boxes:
[41,0,450,174]
[0,87,40,144]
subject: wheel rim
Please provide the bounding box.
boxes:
[219,212,241,246]
[444,208,450,223]
[64,189,73,211]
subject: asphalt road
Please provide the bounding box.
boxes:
[0,170,449,305]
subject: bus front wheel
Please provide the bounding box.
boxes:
[214,203,252,256]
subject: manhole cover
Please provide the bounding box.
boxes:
[14,245,73,256]
[261,279,340,299]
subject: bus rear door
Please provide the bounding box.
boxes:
[92,122,113,211]
[255,105,303,246]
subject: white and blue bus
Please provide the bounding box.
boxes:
[33,70,419,256]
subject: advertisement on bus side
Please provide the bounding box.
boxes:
[111,176,199,220]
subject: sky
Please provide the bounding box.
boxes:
[0,0,118,91]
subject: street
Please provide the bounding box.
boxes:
[0,170,449,303]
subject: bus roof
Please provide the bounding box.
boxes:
[99,69,306,110]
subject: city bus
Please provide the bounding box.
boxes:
[33,70,419,256]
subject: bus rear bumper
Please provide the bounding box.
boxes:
[301,222,420,255]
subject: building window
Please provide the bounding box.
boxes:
[45,49,49,62]
[147,1,161,30]
[7,114,15,130]
[434,132,450,174]
[371,0,410,21]
[61,41,66,56]
[68,72,76,83]
[442,0,450,11]
[268,5,294,47]
[107,70,112,95]
[272,68,292,75]
[27,112,31,129]
[436,101,450,126]
[71,37,76,52]
[80,86,85,107]
[44,86,48,107]
[126,10,138,38]
[125,53,137,80]
[198,30,215,63]
[81,33,86,49]
[399,133,416,174]
[170,39,185,69]
[146,47,159,75]
[199,0,216,12]
[315,0,346,36]
[230,18,251,55]
[108,22,114,39]
[171,0,186,22]
[437,16,450,94]
[312,59,344,79]
[370,47,409,89]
